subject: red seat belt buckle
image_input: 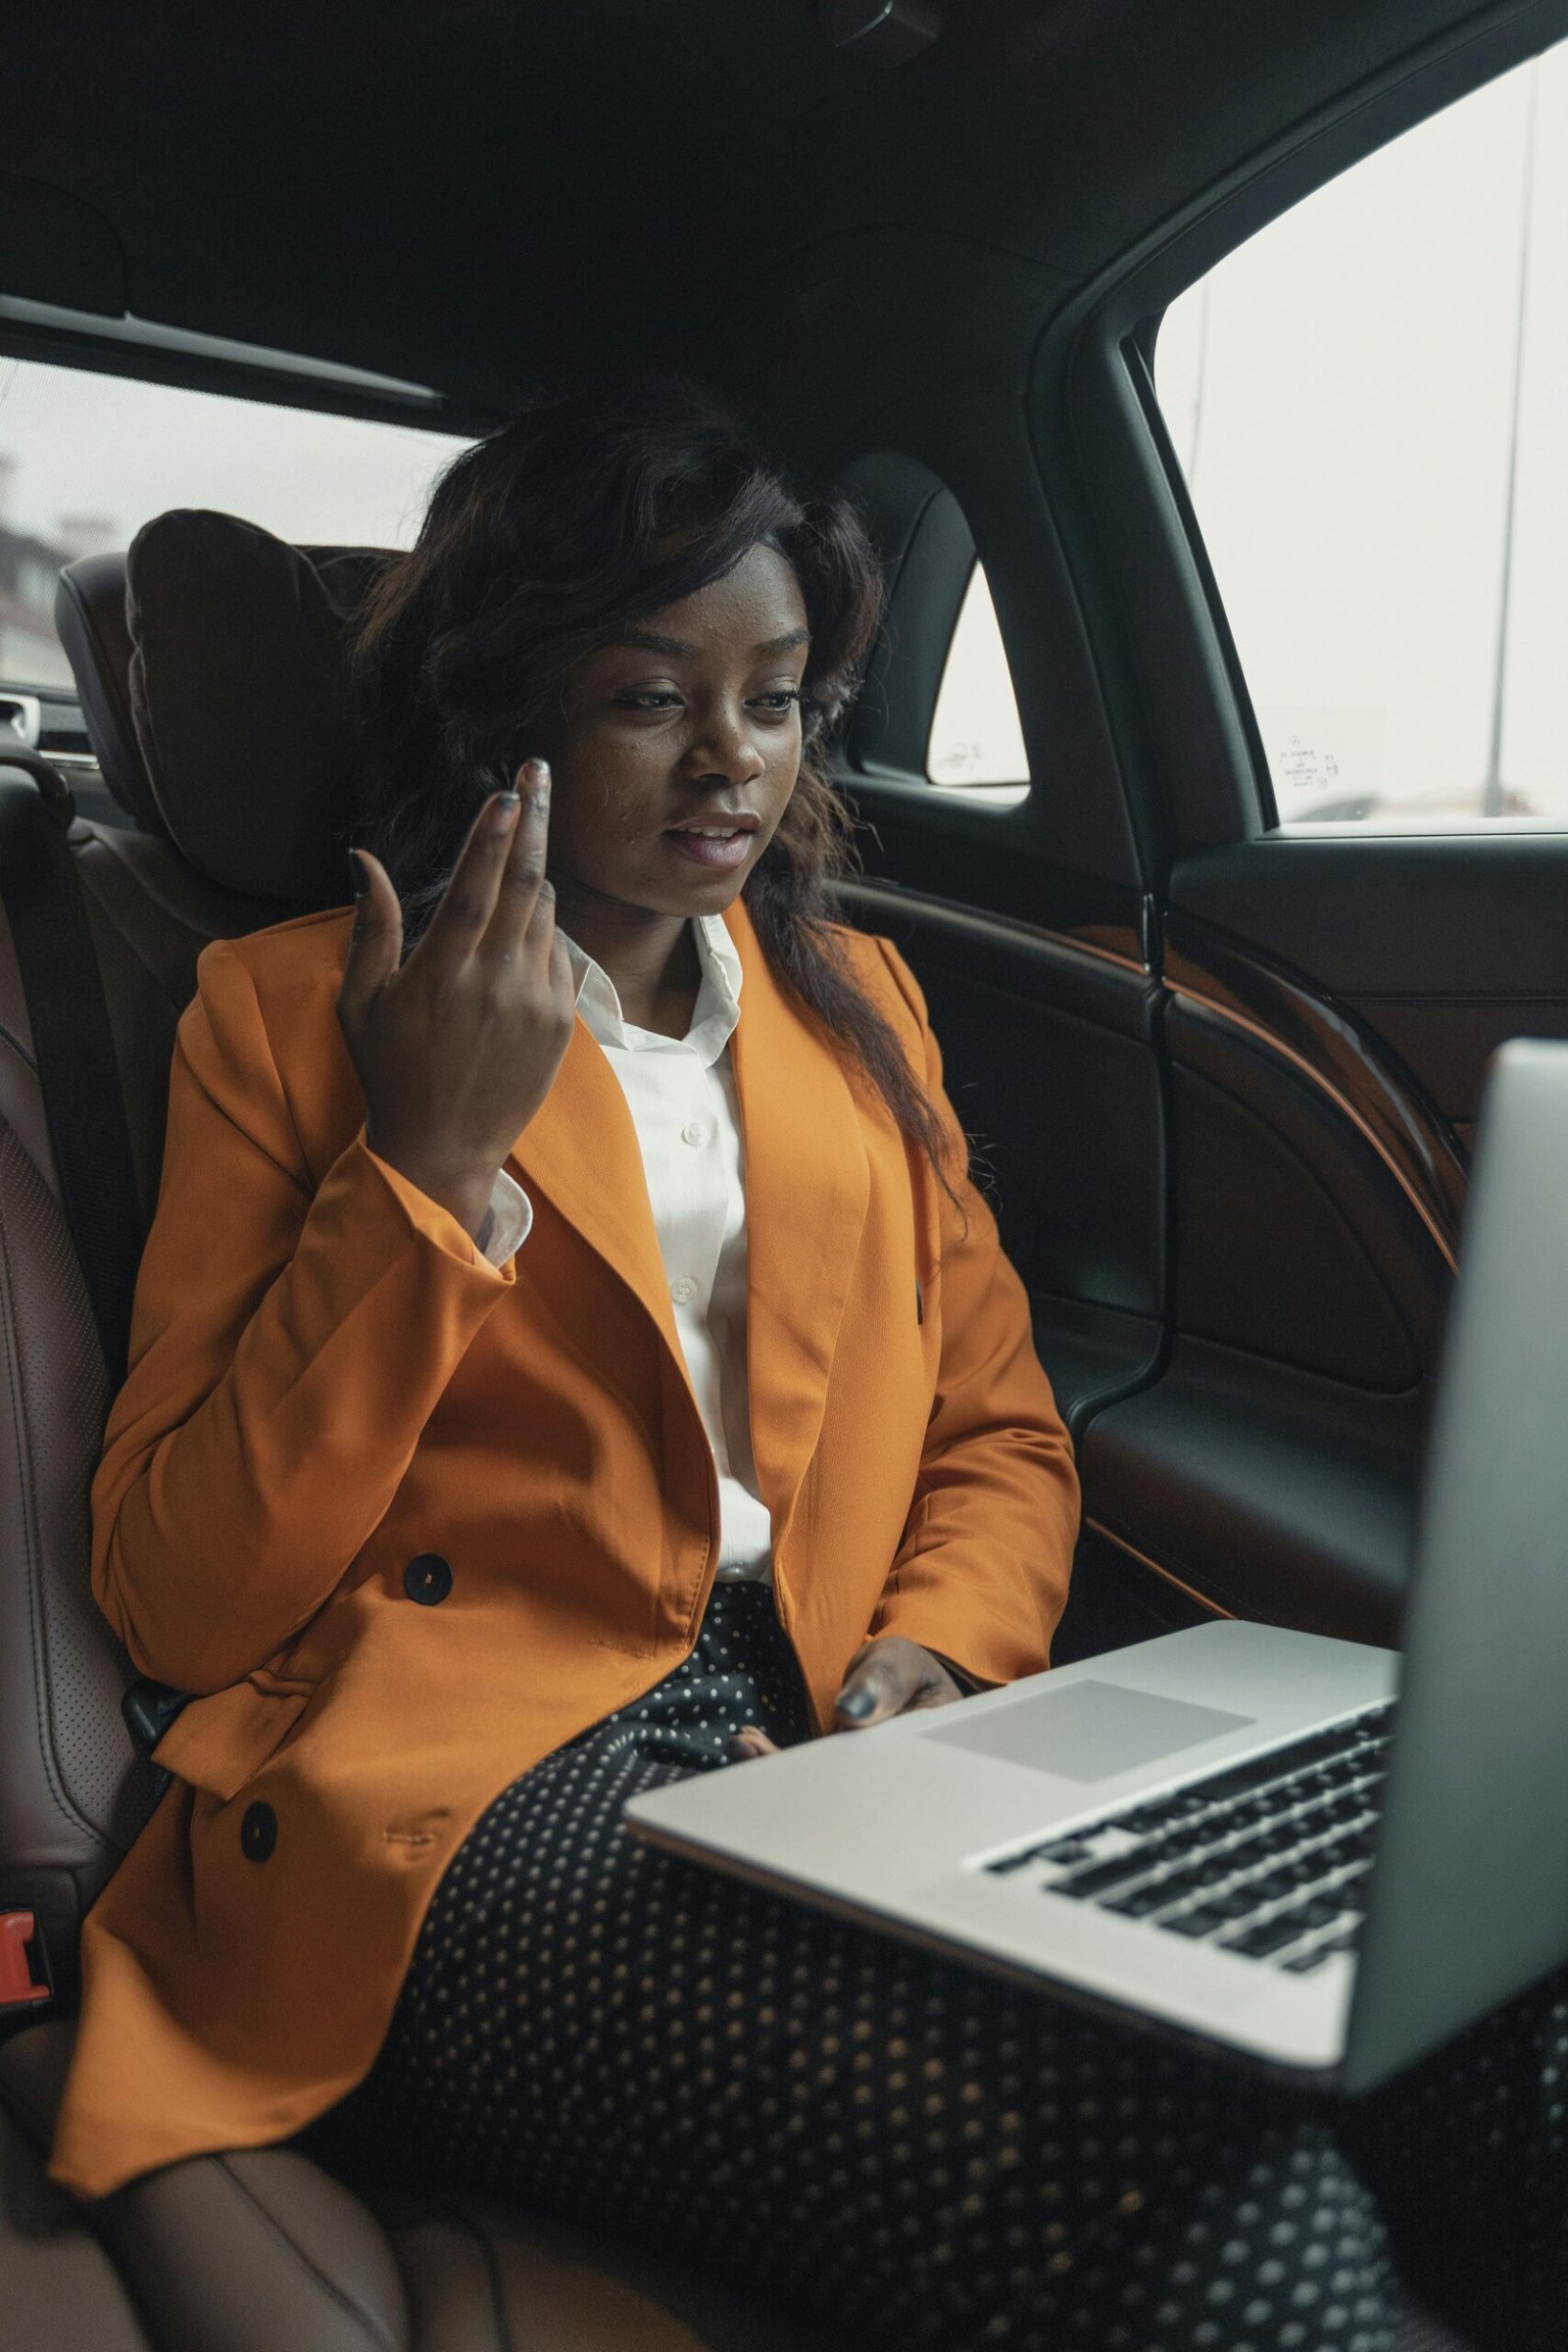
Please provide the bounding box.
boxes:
[0,1911,53,2011]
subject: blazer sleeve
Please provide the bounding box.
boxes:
[866,938,1080,1686]
[90,936,518,1695]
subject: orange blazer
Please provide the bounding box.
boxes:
[50,898,1079,2198]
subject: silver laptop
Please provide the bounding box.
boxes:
[626,1039,1568,2092]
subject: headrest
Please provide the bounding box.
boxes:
[55,512,394,906]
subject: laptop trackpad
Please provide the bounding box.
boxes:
[925,1679,1255,1783]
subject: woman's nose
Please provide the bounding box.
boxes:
[683,701,764,783]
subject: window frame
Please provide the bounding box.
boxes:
[0,309,495,439]
[838,452,976,790]
[834,462,1029,803]
[1030,0,1567,868]
[925,563,1032,797]
[824,422,1149,953]
[0,336,492,705]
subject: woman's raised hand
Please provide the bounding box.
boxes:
[336,760,576,1242]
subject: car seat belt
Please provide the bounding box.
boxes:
[0,760,143,1388]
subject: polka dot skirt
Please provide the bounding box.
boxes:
[331,1588,1568,2351]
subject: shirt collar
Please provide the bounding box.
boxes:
[562,912,743,1068]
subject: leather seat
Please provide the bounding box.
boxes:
[0,2024,817,2351]
[0,507,1472,2351]
[0,2050,146,2351]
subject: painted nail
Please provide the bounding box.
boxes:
[347,849,368,898]
[837,1688,876,1721]
[491,792,522,828]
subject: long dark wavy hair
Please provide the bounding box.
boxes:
[344,375,956,1184]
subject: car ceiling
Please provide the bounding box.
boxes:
[2,0,1559,425]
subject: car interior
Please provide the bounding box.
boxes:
[2,0,1566,2344]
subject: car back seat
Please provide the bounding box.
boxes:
[0,506,1474,2352]
[0,507,829,2351]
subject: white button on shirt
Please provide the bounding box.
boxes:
[479,913,774,1586]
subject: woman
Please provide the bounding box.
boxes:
[51,381,1560,2348]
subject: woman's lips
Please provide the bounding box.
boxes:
[663,826,755,871]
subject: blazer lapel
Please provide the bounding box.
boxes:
[727,905,871,1543]
[507,1018,684,1360]
[505,906,873,1545]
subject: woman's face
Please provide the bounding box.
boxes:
[546,542,810,920]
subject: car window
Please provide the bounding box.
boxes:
[1154,39,1568,830]
[0,355,469,693]
[926,564,1030,804]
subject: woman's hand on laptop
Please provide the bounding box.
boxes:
[727,1640,963,1761]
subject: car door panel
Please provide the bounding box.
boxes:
[1081,920,1453,1642]
[843,852,1457,1649]
[723,25,1563,1668]
[827,375,1469,1654]
[1082,1336,1423,1643]
[1168,837,1568,1150]
[840,879,1165,1439]
[1165,1047,1430,1392]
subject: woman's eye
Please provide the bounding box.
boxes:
[609,684,803,716]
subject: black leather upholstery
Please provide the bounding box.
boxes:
[57,513,392,906]
[54,556,155,841]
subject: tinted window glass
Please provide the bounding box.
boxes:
[1156,42,1568,828]
[0,356,467,690]
[926,564,1029,800]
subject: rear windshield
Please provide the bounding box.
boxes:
[0,355,468,692]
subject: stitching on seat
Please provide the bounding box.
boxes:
[206,2155,407,2352]
[0,1139,116,1846]
[0,1024,37,1073]
[77,841,224,1002]
[65,581,143,825]
[422,2199,514,2352]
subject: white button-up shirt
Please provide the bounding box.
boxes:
[480,913,773,1585]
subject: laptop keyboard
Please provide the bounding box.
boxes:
[982,1703,1396,1975]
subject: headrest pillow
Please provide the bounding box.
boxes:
[119,510,392,905]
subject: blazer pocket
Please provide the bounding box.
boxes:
[151,1678,313,1804]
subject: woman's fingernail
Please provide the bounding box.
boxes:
[491,792,522,829]
[347,849,368,898]
[837,1688,875,1721]
[726,1734,757,1762]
